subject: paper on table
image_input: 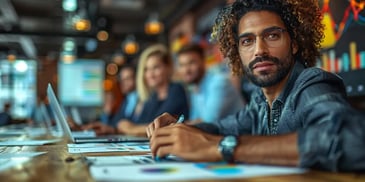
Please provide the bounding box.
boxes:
[0,139,61,146]
[90,162,307,181]
[67,142,149,148]
[86,154,184,166]
[0,152,47,159]
[87,155,155,165]
[67,142,150,154]
[0,152,47,171]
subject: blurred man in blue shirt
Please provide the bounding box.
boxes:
[177,44,245,123]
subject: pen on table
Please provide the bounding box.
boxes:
[176,114,185,124]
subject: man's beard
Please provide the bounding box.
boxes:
[243,55,293,87]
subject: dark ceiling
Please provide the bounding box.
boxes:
[0,0,205,61]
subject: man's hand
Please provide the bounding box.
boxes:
[146,112,179,138]
[81,122,116,135]
[149,123,222,162]
[68,118,82,131]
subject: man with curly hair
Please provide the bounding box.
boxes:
[146,0,365,171]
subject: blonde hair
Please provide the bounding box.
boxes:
[136,44,171,102]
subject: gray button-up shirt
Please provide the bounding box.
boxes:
[195,61,365,171]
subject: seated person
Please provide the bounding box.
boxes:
[176,44,245,124]
[84,44,189,137]
[116,44,189,136]
[146,0,365,172]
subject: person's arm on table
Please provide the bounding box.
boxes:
[150,108,365,171]
[117,119,148,137]
[234,133,298,166]
[81,122,116,135]
[150,123,299,165]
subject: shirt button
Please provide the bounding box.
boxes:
[274,119,278,122]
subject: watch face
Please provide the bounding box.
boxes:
[219,135,238,162]
[222,136,237,147]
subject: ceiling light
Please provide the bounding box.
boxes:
[106,63,118,75]
[72,2,91,32]
[63,38,75,52]
[61,53,76,64]
[7,54,16,62]
[145,13,164,35]
[61,38,77,63]
[63,0,77,12]
[97,30,109,41]
[112,53,126,65]
[122,35,139,55]
[14,61,28,72]
[74,18,91,31]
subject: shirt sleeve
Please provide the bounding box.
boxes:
[298,107,365,172]
[292,70,365,171]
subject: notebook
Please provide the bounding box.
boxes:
[46,83,149,144]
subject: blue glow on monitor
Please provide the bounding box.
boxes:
[58,59,104,106]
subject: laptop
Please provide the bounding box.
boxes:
[46,83,149,144]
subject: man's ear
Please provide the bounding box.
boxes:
[291,41,298,55]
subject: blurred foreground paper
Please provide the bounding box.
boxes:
[90,162,306,181]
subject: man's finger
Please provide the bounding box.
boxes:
[146,122,155,138]
[150,133,174,156]
[155,145,173,160]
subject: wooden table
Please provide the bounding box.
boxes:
[0,138,364,182]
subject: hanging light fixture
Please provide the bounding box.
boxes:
[60,38,77,63]
[144,13,164,35]
[122,35,139,55]
[63,0,77,12]
[72,1,91,32]
[97,30,109,41]
[7,50,16,62]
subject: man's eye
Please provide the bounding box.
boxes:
[265,32,281,41]
[240,38,254,46]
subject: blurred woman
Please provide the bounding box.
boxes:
[116,44,189,136]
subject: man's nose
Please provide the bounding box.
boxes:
[254,38,269,57]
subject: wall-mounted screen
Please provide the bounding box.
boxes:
[58,59,104,106]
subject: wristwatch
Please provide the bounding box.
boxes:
[218,135,238,163]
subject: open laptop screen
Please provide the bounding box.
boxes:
[47,83,149,144]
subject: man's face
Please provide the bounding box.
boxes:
[119,68,136,94]
[177,52,205,84]
[237,11,298,87]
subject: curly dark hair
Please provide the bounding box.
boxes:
[211,0,324,75]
